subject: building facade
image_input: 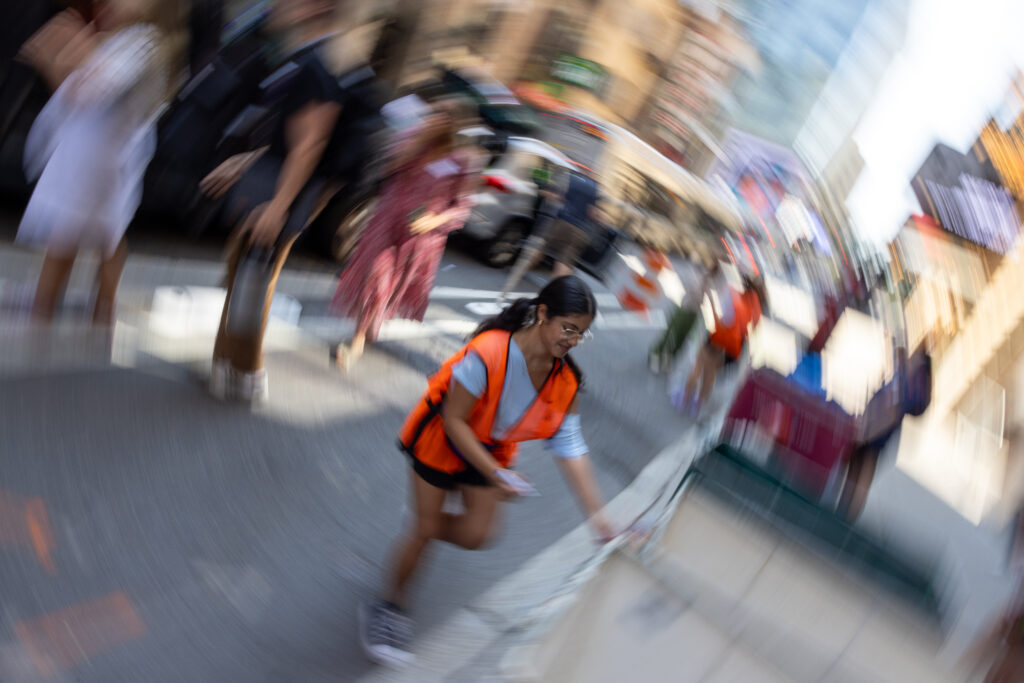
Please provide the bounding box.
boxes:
[892,75,1024,525]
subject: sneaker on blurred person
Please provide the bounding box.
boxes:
[208,361,267,405]
[236,368,268,406]
[209,359,232,401]
[359,600,415,667]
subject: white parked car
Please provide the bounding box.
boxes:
[457,136,576,267]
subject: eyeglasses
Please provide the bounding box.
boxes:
[560,324,593,344]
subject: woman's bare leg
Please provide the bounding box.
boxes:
[336,248,400,369]
[700,349,723,403]
[32,250,75,322]
[93,239,128,325]
[685,346,711,401]
[838,447,879,521]
[334,318,368,370]
[501,242,543,298]
[385,472,447,608]
[384,474,502,607]
[441,484,501,550]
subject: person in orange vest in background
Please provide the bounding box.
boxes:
[650,254,721,374]
[359,275,613,667]
[678,275,766,418]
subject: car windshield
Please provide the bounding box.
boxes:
[480,104,540,134]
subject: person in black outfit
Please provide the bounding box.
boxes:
[199,0,364,403]
[500,167,601,298]
[187,0,224,76]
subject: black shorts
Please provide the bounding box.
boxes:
[225,155,327,241]
[407,453,491,490]
[534,218,589,266]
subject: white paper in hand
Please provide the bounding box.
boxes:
[495,470,540,497]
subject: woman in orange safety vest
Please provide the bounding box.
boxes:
[679,275,765,417]
[359,275,612,667]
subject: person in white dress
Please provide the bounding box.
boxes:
[16,0,165,324]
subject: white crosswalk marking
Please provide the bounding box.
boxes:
[0,276,663,374]
[432,285,621,310]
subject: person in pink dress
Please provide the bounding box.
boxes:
[330,102,475,368]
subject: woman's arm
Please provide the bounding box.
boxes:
[19,11,98,91]
[246,99,341,247]
[409,155,475,235]
[550,398,613,539]
[443,381,519,498]
[556,455,611,535]
[199,147,269,199]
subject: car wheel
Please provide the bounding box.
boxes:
[483,219,528,268]
[328,194,377,264]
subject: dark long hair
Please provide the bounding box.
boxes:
[473,275,597,387]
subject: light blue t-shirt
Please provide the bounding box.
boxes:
[451,340,587,459]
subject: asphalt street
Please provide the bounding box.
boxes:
[0,220,689,681]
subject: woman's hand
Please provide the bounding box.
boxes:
[246,201,290,248]
[409,213,437,235]
[589,513,616,544]
[490,468,536,501]
[490,470,520,501]
[200,152,260,199]
[410,210,452,235]
[233,201,289,249]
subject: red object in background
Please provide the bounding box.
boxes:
[482,175,510,193]
[709,288,762,359]
[512,83,568,113]
[725,368,857,499]
[911,213,940,232]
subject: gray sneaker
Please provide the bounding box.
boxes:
[358,600,415,668]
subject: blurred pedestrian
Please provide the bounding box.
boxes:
[650,254,720,374]
[359,275,613,667]
[328,98,475,369]
[200,0,359,403]
[678,274,765,417]
[500,165,601,298]
[838,343,932,520]
[15,0,166,324]
[530,159,561,226]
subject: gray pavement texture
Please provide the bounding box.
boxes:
[0,214,1016,681]
[0,233,686,682]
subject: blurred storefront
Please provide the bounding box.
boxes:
[893,78,1024,525]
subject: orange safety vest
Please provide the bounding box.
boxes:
[708,289,762,359]
[399,329,579,474]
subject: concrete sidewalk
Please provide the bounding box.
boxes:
[0,241,1012,681]
[357,415,720,683]
[354,417,1017,682]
